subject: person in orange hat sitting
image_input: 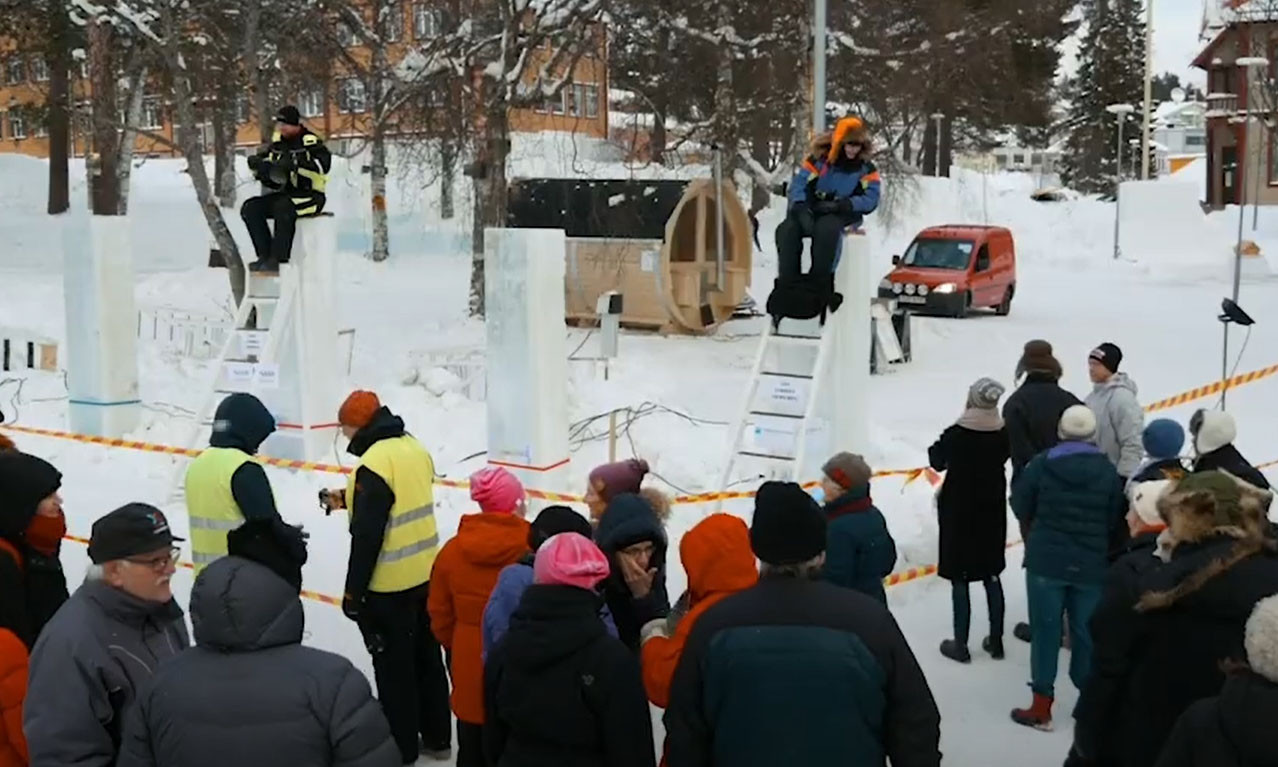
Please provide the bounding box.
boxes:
[331,390,452,764]
[428,466,531,767]
[771,116,882,324]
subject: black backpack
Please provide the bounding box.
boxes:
[766,274,843,327]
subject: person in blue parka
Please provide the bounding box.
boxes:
[777,115,882,281]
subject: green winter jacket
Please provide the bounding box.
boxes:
[822,487,897,605]
[1011,442,1125,584]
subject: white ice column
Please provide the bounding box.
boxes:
[63,212,140,437]
[484,228,571,505]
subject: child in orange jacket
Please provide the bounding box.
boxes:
[0,627,27,767]
[428,467,530,767]
[639,513,758,708]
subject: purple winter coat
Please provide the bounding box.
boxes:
[481,559,617,661]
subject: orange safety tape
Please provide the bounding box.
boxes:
[4,362,1276,507]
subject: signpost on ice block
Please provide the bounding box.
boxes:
[63,210,141,438]
[484,228,571,505]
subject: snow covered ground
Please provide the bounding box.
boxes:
[2,147,1277,765]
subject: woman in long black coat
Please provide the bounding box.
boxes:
[928,377,1011,664]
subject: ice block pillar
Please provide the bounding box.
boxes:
[63,212,140,437]
[830,231,871,454]
[258,216,341,462]
[484,228,571,505]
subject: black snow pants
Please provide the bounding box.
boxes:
[357,581,453,763]
[240,190,326,264]
[776,207,856,278]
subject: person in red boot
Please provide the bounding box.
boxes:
[429,467,531,767]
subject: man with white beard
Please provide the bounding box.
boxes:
[23,503,189,767]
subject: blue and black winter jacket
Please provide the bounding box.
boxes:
[822,487,897,605]
[663,577,941,767]
[1011,442,1126,584]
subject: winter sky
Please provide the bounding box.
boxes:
[1155,0,1205,83]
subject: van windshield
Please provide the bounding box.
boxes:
[903,239,975,270]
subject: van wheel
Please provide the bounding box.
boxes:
[996,286,1014,316]
[955,292,972,319]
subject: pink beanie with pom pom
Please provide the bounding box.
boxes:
[470,466,525,514]
[533,533,610,590]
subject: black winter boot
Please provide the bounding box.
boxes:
[939,639,971,664]
[983,635,1005,660]
[1014,622,1032,643]
[249,257,280,274]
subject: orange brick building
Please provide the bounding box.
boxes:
[0,3,608,159]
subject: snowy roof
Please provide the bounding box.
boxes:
[1155,100,1206,121]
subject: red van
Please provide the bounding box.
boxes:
[877,225,1017,317]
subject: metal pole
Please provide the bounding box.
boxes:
[1113,115,1123,260]
[714,144,726,290]
[1140,0,1154,179]
[812,0,827,135]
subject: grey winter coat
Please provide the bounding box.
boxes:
[117,556,399,767]
[23,580,189,767]
[1085,373,1145,478]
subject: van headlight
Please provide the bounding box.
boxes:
[905,283,916,295]
[918,284,929,296]
[933,283,957,294]
[892,282,904,294]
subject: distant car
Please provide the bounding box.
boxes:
[878,225,1017,318]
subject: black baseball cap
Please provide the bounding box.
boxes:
[275,105,302,126]
[88,503,183,564]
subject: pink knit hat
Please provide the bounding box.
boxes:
[469,467,525,514]
[533,533,610,590]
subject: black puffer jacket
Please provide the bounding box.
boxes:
[1106,535,1278,767]
[1003,372,1081,481]
[1154,670,1278,767]
[118,556,399,767]
[484,584,655,767]
[0,451,67,649]
[1195,444,1272,492]
[594,494,670,652]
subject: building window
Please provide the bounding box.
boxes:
[568,83,599,118]
[35,117,47,137]
[237,95,252,124]
[384,3,404,42]
[337,77,367,113]
[5,58,25,86]
[30,57,48,82]
[1184,133,1206,148]
[540,89,565,115]
[413,4,441,38]
[9,112,25,140]
[139,96,163,130]
[425,85,445,107]
[298,86,325,118]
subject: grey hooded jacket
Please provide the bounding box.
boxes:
[117,556,399,767]
[24,580,189,767]
[1085,372,1145,478]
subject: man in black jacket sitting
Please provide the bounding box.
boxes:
[241,104,332,273]
[663,482,941,767]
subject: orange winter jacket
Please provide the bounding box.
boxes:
[0,628,27,767]
[641,513,757,708]
[429,512,530,725]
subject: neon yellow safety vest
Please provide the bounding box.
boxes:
[270,130,328,196]
[185,447,267,572]
[346,435,439,593]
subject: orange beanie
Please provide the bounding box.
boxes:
[338,390,381,429]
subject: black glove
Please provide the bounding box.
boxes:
[849,181,866,196]
[812,199,842,216]
[247,154,263,172]
[342,592,364,622]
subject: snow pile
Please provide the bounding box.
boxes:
[1119,180,1233,279]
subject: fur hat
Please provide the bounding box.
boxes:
[822,452,872,490]
[1245,594,1278,684]
[1143,419,1185,461]
[808,131,833,159]
[1016,339,1062,381]
[1190,409,1236,455]
[1156,470,1274,546]
[827,116,871,162]
[1129,479,1173,530]
[1058,405,1098,442]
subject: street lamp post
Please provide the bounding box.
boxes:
[1140,0,1154,180]
[812,0,827,134]
[1106,103,1135,261]
[930,112,945,176]
[1223,56,1270,405]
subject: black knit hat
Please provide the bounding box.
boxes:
[529,505,593,551]
[274,105,302,126]
[750,481,826,566]
[227,518,309,591]
[0,451,61,540]
[1090,342,1123,374]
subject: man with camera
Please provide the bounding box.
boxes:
[240,105,332,274]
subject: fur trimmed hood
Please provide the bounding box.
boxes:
[827,116,872,162]
[1246,594,1278,684]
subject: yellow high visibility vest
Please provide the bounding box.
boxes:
[346,435,439,593]
[185,447,264,572]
